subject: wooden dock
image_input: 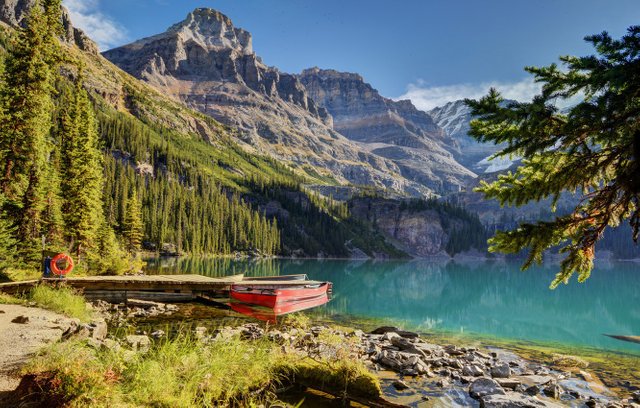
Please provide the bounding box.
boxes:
[0,274,326,303]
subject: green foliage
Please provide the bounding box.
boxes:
[27,284,93,321]
[0,195,16,273]
[59,73,106,257]
[121,190,144,254]
[0,0,62,252]
[0,292,24,304]
[25,329,381,407]
[0,1,404,268]
[466,26,640,287]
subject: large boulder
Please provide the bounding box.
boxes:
[469,378,506,400]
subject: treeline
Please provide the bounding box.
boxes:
[99,112,280,256]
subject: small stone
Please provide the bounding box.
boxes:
[491,363,512,379]
[633,391,640,403]
[381,331,401,342]
[89,320,108,341]
[125,335,151,352]
[371,326,401,335]
[445,345,465,356]
[436,378,449,388]
[469,378,506,399]
[392,380,409,390]
[462,364,485,377]
[0,310,5,314]
[495,378,521,390]
[151,330,165,339]
[195,326,208,339]
[101,338,121,352]
[542,383,560,399]
[11,315,29,324]
[525,385,539,396]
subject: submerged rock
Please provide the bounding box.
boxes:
[480,392,563,407]
[392,380,410,391]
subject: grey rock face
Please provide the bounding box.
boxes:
[428,99,511,173]
[103,8,422,195]
[349,197,459,257]
[0,0,98,54]
[299,68,476,193]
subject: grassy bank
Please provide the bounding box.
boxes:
[0,285,93,322]
[22,331,379,408]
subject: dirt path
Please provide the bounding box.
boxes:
[0,304,77,395]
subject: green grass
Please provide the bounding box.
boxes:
[0,292,24,305]
[0,267,40,282]
[27,285,93,322]
[23,329,382,407]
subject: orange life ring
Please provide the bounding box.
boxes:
[51,253,74,276]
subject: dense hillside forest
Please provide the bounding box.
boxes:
[0,0,409,275]
[0,1,502,279]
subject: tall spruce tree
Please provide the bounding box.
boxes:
[466,26,640,288]
[0,0,62,256]
[59,71,105,256]
[122,191,144,254]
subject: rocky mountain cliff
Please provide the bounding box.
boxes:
[299,68,476,193]
[349,197,487,257]
[0,0,98,53]
[429,100,510,173]
[103,8,430,195]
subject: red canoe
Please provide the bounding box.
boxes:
[230,294,330,323]
[230,282,331,308]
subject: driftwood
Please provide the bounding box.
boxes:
[604,334,640,344]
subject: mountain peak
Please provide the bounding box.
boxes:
[166,7,253,55]
[301,67,364,83]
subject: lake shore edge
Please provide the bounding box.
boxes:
[1,287,639,407]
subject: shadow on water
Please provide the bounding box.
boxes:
[144,257,640,354]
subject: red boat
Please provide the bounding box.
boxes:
[230,281,331,308]
[230,294,330,323]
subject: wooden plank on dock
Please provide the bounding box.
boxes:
[0,274,326,301]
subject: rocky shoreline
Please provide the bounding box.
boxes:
[80,299,640,408]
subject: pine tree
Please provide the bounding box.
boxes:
[122,191,144,253]
[466,26,640,288]
[0,194,16,274]
[0,0,62,256]
[59,71,105,256]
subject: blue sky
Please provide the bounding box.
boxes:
[64,0,640,109]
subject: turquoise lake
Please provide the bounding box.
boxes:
[145,258,640,354]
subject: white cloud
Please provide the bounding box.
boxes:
[395,78,542,111]
[396,77,587,111]
[63,0,126,51]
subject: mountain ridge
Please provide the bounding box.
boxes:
[103,8,431,196]
[299,67,476,192]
